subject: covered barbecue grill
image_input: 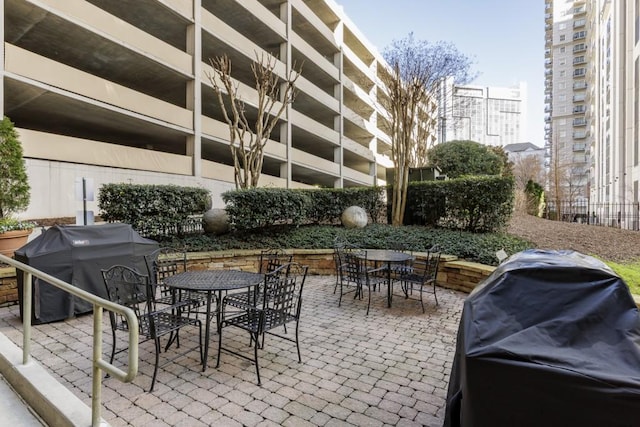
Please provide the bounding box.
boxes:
[444,249,640,427]
[15,223,157,324]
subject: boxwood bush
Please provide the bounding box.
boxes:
[406,176,514,232]
[222,186,385,230]
[99,183,210,236]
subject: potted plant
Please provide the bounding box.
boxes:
[0,116,35,258]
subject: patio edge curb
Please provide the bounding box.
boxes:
[0,332,107,427]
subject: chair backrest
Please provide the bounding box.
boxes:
[342,248,367,285]
[101,265,152,329]
[416,247,441,282]
[261,262,308,323]
[258,248,293,274]
[144,247,187,284]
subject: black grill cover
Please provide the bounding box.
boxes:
[444,249,640,427]
[15,223,158,324]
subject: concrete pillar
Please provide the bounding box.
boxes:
[186,0,202,177]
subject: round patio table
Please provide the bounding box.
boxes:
[357,249,414,308]
[164,270,264,371]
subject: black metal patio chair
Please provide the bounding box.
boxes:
[224,248,293,309]
[216,262,308,385]
[397,247,441,312]
[144,247,207,312]
[101,265,203,392]
[340,249,386,315]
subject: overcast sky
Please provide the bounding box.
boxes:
[336,0,545,146]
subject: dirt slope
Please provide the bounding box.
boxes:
[507,213,640,262]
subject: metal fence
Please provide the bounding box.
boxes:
[136,215,204,238]
[544,201,640,231]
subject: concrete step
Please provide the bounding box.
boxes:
[0,374,46,426]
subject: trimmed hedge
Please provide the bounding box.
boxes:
[406,176,514,232]
[222,187,386,231]
[98,183,210,236]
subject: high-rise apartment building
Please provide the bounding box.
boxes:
[588,0,640,225]
[1,0,431,219]
[546,0,640,228]
[438,77,526,147]
[544,0,590,203]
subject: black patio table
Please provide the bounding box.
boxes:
[357,249,414,308]
[163,270,264,371]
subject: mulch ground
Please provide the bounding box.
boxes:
[507,213,640,262]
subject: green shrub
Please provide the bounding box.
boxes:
[222,187,386,230]
[404,176,514,232]
[222,188,312,230]
[0,116,31,220]
[98,183,210,236]
[441,176,514,232]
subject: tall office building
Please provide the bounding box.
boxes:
[545,0,640,228]
[438,77,526,147]
[1,0,433,219]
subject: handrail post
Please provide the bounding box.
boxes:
[92,304,103,427]
[22,272,32,365]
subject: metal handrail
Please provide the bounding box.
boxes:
[0,254,139,427]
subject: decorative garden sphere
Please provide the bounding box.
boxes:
[341,206,368,228]
[203,208,230,235]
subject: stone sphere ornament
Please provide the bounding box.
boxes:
[203,208,230,235]
[341,206,368,228]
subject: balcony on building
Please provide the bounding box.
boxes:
[573,55,586,65]
[573,130,588,139]
[573,117,587,126]
[573,142,587,152]
[573,80,587,90]
[573,43,587,53]
[545,12,552,23]
[572,3,587,16]
[573,18,586,28]
[573,30,586,41]
[572,105,586,114]
[573,67,586,78]
[573,93,586,102]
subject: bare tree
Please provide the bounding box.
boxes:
[512,153,545,190]
[208,53,301,189]
[380,34,475,225]
[547,137,585,220]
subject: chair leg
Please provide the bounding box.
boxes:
[433,281,439,306]
[109,327,117,364]
[253,331,261,386]
[366,284,371,316]
[197,320,204,366]
[294,320,301,363]
[419,283,425,313]
[216,325,223,368]
[150,337,161,393]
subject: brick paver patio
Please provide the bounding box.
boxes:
[0,275,465,426]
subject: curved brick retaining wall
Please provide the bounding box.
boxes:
[3,250,639,308]
[0,249,494,307]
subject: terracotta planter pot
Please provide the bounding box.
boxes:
[0,228,33,258]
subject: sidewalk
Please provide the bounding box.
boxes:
[0,275,465,426]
